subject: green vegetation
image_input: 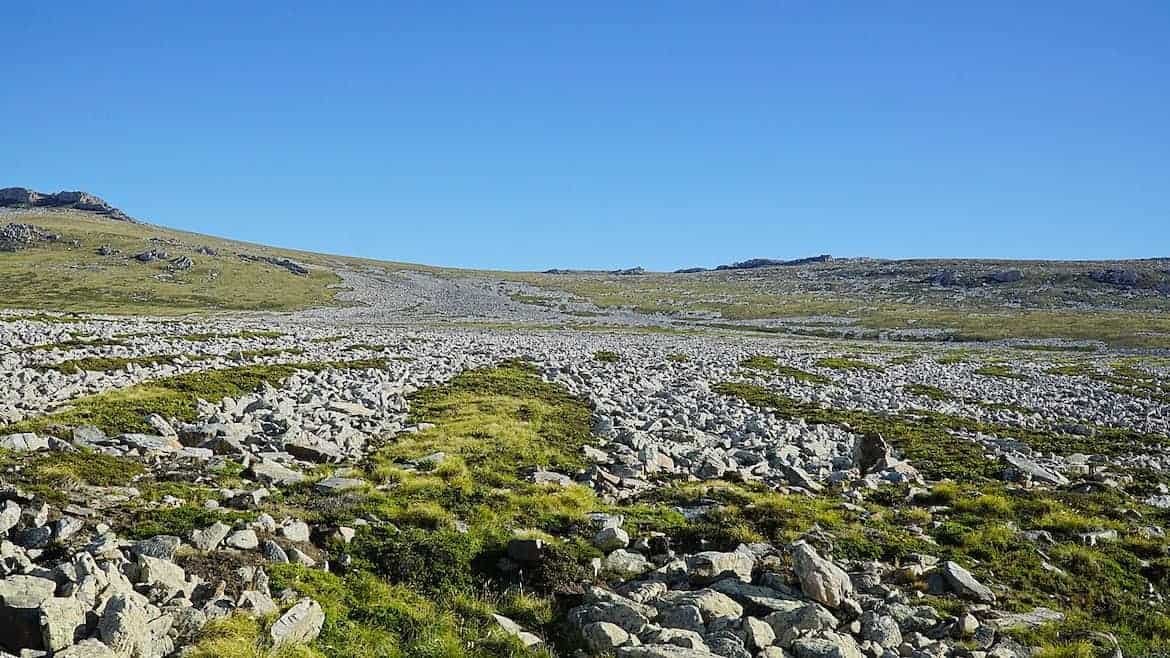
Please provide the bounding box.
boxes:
[509,292,560,308]
[1046,364,1094,377]
[0,449,144,502]
[1046,361,1170,405]
[665,353,690,363]
[124,504,256,541]
[512,274,1170,349]
[177,330,285,341]
[739,354,780,371]
[235,347,306,359]
[936,351,974,365]
[904,383,954,401]
[711,383,1170,655]
[593,350,620,363]
[0,313,90,324]
[638,474,1170,656]
[262,360,596,656]
[342,344,388,353]
[189,565,551,658]
[713,381,1169,476]
[39,354,191,373]
[975,364,1026,380]
[310,335,347,343]
[0,211,343,314]
[1012,343,1099,353]
[188,613,316,658]
[738,355,831,384]
[7,355,1168,656]
[814,356,884,372]
[16,337,126,352]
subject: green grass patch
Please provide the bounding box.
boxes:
[39,354,193,373]
[188,613,317,658]
[257,565,551,658]
[176,330,285,341]
[235,348,306,359]
[1046,364,1094,377]
[0,449,145,503]
[935,351,973,365]
[975,364,1026,380]
[904,384,954,401]
[509,293,560,309]
[122,505,256,541]
[1013,343,1098,353]
[269,360,602,655]
[341,344,387,353]
[16,337,128,353]
[815,356,884,372]
[372,359,594,488]
[738,356,830,384]
[593,350,620,363]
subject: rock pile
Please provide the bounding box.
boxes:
[0,223,63,252]
[238,254,309,276]
[0,365,413,475]
[0,492,326,656]
[564,528,1053,658]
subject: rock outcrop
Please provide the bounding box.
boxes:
[0,188,137,222]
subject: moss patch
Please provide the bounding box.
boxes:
[975,364,1026,380]
[593,350,620,363]
[39,354,196,373]
[904,384,954,401]
[815,356,884,372]
[738,356,830,384]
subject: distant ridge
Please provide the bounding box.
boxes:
[0,187,138,223]
[675,254,832,273]
[543,266,646,276]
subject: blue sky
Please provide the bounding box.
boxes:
[3,2,1167,270]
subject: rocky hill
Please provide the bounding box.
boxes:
[0,187,138,223]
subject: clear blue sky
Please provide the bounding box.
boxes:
[3,2,1167,270]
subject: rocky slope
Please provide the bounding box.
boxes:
[0,313,1167,657]
[0,188,138,223]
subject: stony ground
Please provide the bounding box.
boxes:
[1,311,1168,658]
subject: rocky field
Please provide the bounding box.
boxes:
[0,311,1168,658]
[2,190,1170,658]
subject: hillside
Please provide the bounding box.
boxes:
[3,188,1170,350]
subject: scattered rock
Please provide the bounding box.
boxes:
[270,598,325,646]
